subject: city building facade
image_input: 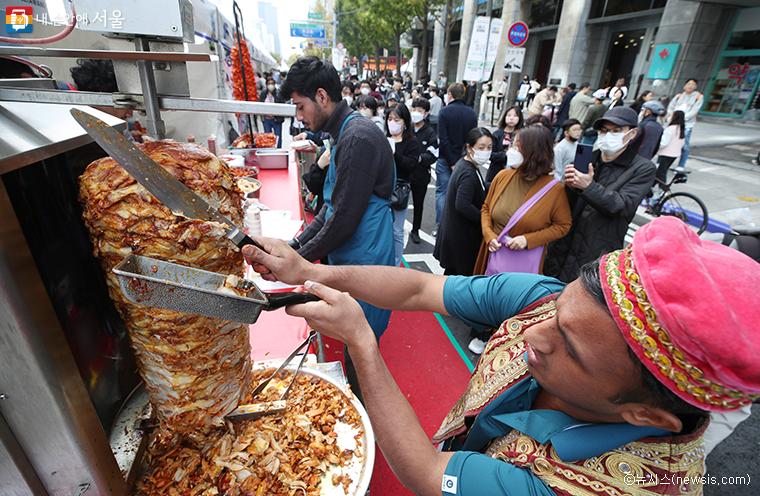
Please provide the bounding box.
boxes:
[429,0,760,120]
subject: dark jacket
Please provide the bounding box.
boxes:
[486,127,516,185]
[393,135,422,184]
[636,116,664,161]
[433,157,487,275]
[438,99,478,166]
[554,90,577,128]
[297,100,395,262]
[411,121,438,185]
[464,84,477,108]
[543,139,656,282]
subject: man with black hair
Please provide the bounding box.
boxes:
[434,82,478,233]
[529,85,558,116]
[552,83,577,139]
[545,107,655,283]
[278,56,395,400]
[553,118,581,181]
[568,82,595,122]
[666,78,703,172]
[340,80,356,109]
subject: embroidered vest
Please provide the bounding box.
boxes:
[434,295,707,496]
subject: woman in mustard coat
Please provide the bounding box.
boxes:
[473,125,572,276]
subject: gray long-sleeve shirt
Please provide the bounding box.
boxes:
[297,100,395,262]
[667,91,704,129]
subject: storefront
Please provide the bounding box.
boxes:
[703,6,760,119]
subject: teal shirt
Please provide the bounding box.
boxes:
[440,273,670,496]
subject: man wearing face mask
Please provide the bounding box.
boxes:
[341,81,357,110]
[544,107,655,283]
[409,98,439,243]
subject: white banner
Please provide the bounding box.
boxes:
[331,48,347,69]
[503,47,526,73]
[463,16,491,82]
[483,18,504,80]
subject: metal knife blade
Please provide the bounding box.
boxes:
[70,108,264,251]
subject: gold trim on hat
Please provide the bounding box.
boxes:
[603,247,757,410]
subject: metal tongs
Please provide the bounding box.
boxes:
[226,330,317,421]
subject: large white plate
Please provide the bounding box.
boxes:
[252,362,375,496]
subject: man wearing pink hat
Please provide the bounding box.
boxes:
[243,217,759,496]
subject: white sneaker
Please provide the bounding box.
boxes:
[468,337,488,354]
[673,166,685,173]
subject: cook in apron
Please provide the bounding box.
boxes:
[323,114,395,338]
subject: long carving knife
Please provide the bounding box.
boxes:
[70,108,265,252]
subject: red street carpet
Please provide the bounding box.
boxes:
[322,307,474,495]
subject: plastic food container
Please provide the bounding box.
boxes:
[256,148,290,169]
[229,147,258,166]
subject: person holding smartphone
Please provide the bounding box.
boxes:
[544,107,656,283]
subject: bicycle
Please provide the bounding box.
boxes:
[644,170,709,234]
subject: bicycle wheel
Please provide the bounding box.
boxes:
[653,192,709,234]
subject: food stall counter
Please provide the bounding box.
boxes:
[247,151,310,360]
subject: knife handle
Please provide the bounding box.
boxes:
[264,292,321,310]
[237,232,267,252]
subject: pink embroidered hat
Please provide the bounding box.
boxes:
[600,217,760,412]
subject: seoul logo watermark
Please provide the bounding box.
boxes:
[6,6,33,33]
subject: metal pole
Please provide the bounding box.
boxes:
[334,0,339,58]
[135,37,167,140]
[233,1,255,137]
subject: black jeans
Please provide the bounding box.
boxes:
[656,156,677,189]
[410,182,428,233]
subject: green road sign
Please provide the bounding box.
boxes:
[290,23,322,29]
[308,12,323,19]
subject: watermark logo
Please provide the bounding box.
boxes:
[6,6,33,33]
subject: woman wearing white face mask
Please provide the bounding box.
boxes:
[262,76,285,147]
[357,95,385,131]
[475,124,571,276]
[433,127,492,276]
[386,103,422,267]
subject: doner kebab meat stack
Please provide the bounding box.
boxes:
[78,140,251,435]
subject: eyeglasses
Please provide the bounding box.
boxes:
[597,127,629,136]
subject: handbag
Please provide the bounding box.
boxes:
[485,179,559,275]
[389,179,411,210]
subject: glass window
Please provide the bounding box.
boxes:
[705,56,760,115]
[530,0,560,28]
[605,0,653,17]
[727,31,760,51]
[589,0,663,18]
[589,0,605,19]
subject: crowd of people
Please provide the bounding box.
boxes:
[5,50,755,496]
[283,60,708,354]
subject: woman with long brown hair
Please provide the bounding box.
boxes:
[474,124,572,277]
[467,125,571,354]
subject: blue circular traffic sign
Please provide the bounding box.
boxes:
[508,22,529,47]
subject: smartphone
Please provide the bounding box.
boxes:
[574,143,593,174]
